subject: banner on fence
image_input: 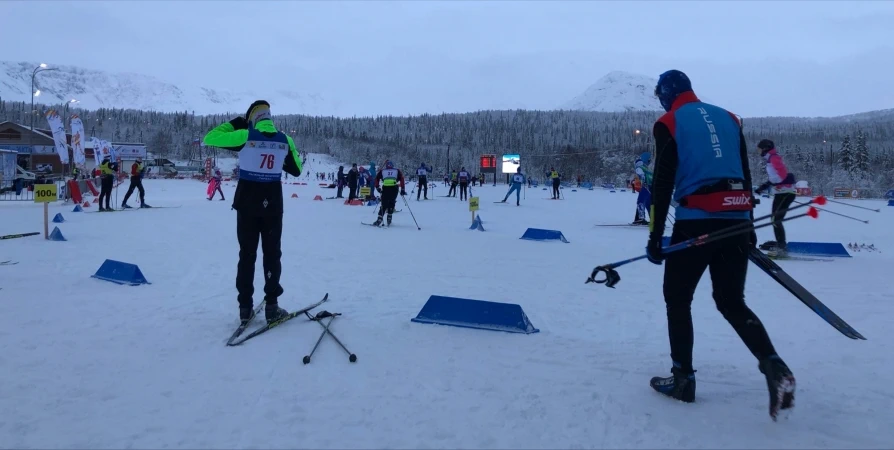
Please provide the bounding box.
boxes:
[44,110,70,164]
[70,115,86,167]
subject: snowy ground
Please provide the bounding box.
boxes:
[1,154,892,449]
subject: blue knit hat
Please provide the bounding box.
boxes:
[655,70,692,112]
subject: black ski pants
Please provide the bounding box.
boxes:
[459,182,468,200]
[417,177,428,200]
[348,182,358,201]
[552,179,561,198]
[99,176,113,209]
[663,219,779,373]
[771,193,796,247]
[236,213,284,309]
[448,181,457,197]
[379,187,399,216]
[123,176,145,205]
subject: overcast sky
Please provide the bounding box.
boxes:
[4,1,893,117]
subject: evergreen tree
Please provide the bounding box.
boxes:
[855,129,870,175]
[838,134,854,175]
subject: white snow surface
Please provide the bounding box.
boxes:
[561,71,664,112]
[0,61,336,116]
[1,154,893,449]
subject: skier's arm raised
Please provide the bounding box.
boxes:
[283,136,302,177]
[202,117,249,151]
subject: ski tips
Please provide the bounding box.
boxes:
[813,195,827,206]
[807,207,819,219]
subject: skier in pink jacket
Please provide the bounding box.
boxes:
[755,139,796,255]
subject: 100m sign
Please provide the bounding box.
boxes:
[34,184,58,203]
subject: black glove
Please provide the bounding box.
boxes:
[229,116,248,130]
[400,190,407,196]
[749,229,758,249]
[376,187,382,194]
[752,196,760,205]
[646,232,665,265]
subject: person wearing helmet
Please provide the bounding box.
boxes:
[645,70,793,419]
[372,160,406,226]
[122,156,150,208]
[97,155,118,211]
[415,162,431,201]
[632,152,653,225]
[457,166,471,201]
[202,100,303,326]
[499,166,525,206]
[755,139,796,256]
[207,166,225,201]
[549,167,561,199]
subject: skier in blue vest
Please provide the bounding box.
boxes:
[645,70,793,420]
[633,152,653,225]
[499,167,525,206]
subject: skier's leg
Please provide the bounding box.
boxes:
[707,226,779,361]
[259,214,284,303]
[137,179,145,204]
[662,222,712,374]
[236,213,262,309]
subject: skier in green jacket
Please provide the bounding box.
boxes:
[203,100,303,325]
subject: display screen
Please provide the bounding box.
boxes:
[501,154,520,173]
[480,154,497,173]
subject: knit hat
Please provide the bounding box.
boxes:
[655,70,692,112]
[246,100,271,124]
[385,160,394,169]
[758,139,775,151]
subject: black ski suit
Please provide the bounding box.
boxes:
[375,167,405,225]
[458,170,470,201]
[347,167,359,201]
[415,166,430,200]
[336,168,346,198]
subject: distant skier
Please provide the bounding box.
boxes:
[97,155,117,211]
[207,167,225,201]
[499,167,525,206]
[372,160,406,227]
[347,163,359,202]
[457,167,470,201]
[755,139,797,256]
[416,162,431,200]
[646,70,793,419]
[633,152,653,225]
[447,170,458,197]
[122,157,150,208]
[336,166,346,198]
[549,167,561,199]
[202,100,303,325]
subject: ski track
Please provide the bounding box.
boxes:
[1,154,892,449]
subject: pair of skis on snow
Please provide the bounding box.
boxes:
[226,293,329,346]
[0,260,18,266]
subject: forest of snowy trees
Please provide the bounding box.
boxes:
[2,100,893,196]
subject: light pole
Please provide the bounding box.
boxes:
[29,63,58,169]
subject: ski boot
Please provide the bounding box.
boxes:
[265,303,290,324]
[759,355,795,420]
[140,202,152,208]
[386,213,393,227]
[239,306,254,325]
[631,218,649,226]
[650,363,696,403]
[372,216,384,227]
[759,240,778,251]
[122,202,133,209]
[766,244,788,259]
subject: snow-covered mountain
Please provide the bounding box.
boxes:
[561,71,663,112]
[0,61,338,116]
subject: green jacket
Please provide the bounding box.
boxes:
[203,119,303,176]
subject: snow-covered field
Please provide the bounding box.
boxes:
[1,155,892,449]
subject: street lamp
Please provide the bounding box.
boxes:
[29,63,58,169]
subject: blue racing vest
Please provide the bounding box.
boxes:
[238,125,290,183]
[670,102,749,220]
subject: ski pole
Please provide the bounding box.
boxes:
[587,208,818,288]
[823,197,880,212]
[795,201,868,224]
[401,194,421,230]
[302,315,334,364]
[586,196,826,288]
[1,231,40,240]
[304,311,357,362]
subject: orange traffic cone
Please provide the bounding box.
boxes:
[83,200,91,207]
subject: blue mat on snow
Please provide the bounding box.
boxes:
[411,295,539,334]
[520,228,569,243]
[785,242,851,257]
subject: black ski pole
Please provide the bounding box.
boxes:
[795,201,868,224]
[401,194,421,230]
[586,196,827,288]
[824,197,880,212]
[1,231,40,240]
[302,315,334,364]
[304,311,357,362]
